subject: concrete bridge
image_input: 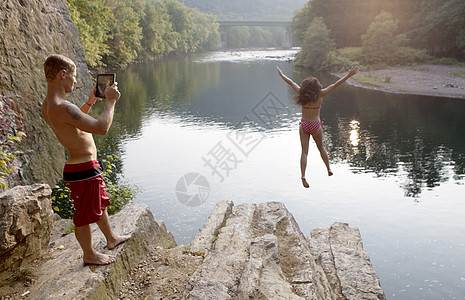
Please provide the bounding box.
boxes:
[216,20,293,48]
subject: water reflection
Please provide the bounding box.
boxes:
[108,53,465,198]
[115,55,222,134]
[349,120,360,148]
[315,86,465,197]
[116,54,301,133]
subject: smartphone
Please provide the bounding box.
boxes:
[95,73,116,98]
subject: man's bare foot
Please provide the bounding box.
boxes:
[105,235,131,250]
[328,170,333,176]
[83,252,115,266]
[301,177,309,188]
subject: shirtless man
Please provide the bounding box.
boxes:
[42,54,129,265]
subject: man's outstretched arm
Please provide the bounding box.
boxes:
[64,83,120,135]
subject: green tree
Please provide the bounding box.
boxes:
[409,0,465,59]
[67,0,220,69]
[248,27,273,48]
[67,0,113,68]
[227,27,251,48]
[103,1,143,68]
[291,1,315,46]
[192,9,220,51]
[139,1,173,58]
[166,0,195,53]
[293,0,372,48]
[361,11,407,66]
[291,0,423,49]
[295,17,335,71]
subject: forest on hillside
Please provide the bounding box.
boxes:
[180,0,306,21]
[180,0,306,48]
[292,0,465,71]
[67,0,220,69]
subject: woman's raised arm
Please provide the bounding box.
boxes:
[277,66,300,94]
[321,66,359,97]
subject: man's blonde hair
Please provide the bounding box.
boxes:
[44,54,76,80]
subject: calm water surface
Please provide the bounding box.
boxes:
[98,49,465,299]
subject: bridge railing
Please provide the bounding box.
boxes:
[217,20,291,27]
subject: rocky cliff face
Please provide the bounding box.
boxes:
[0,184,53,278]
[0,0,92,188]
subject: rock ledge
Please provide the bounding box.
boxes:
[119,201,386,300]
[0,191,385,300]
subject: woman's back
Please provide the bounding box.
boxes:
[301,97,323,121]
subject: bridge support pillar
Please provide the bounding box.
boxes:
[282,26,292,48]
[218,27,228,49]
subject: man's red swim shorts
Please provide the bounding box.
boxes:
[63,160,111,227]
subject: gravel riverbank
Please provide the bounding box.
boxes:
[341,64,465,99]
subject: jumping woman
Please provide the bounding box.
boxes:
[277,66,359,188]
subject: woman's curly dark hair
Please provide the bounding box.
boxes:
[295,77,322,106]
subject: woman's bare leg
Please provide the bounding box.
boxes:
[312,128,333,176]
[299,126,311,188]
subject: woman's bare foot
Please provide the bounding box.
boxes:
[83,252,116,266]
[328,170,333,176]
[105,235,131,250]
[301,177,309,188]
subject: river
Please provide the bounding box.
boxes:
[95,49,465,299]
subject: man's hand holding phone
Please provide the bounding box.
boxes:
[96,73,119,101]
[87,84,102,105]
[104,82,120,101]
